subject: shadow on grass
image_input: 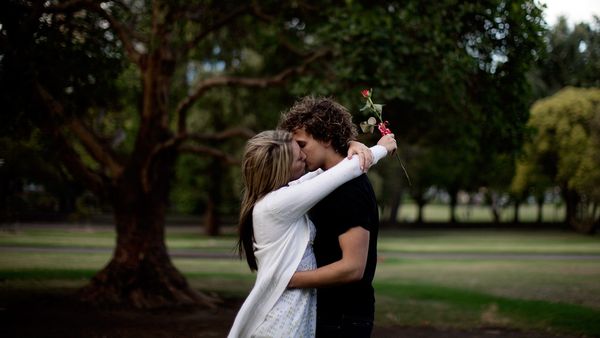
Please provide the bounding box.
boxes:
[376,282,600,337]
[1,270,594,338]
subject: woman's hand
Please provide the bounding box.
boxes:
[347,141,373,172]
[377,134,397,155]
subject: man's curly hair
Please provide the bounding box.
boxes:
[278,96,357,154]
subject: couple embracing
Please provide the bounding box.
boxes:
[228,96,397,338]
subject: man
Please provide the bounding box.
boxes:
[280,96,393,337]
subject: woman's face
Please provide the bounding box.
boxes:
[290,140,307,181]
[292,127,328,172]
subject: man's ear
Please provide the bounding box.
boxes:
[321,139,332,148]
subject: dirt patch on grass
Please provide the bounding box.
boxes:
[0,288,581,338]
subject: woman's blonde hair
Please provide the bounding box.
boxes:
[237,130,295,271]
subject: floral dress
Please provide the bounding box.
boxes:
[252,222,317,337]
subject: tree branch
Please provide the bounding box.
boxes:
[179,145,240,165]
[67,118,124,178]
[35,82,124,179]
[43,0,142,64]
[249,2,308,57]
[184,4,251,52]
[51,129,108,196]
[149,128,254,163]
[187,127,256,142]
[175,48,331,133]
[140,127,254,192]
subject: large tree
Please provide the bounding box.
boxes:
[1,0,329,308]
[301,1,545,221]
[531,17,600,99]
[518,16,600,230]
[522,87,600,233]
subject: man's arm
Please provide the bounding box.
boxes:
[288,226,369,288]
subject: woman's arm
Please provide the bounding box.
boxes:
[346,141,373,172]
[265,144,389,222]
[287,169,323,186]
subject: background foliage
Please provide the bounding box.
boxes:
[1,1,598,232]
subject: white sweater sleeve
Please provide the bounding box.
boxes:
[287,169,324,186]
[263,145,387,221]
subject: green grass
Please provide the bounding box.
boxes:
[378,229,600,254]
[5,227,599,254]
[395,203,565,223]
[374,257,600,333]
[0,227,237,251]
[1,227,599,336]
[375,282,600,336]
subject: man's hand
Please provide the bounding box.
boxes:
[377,134,397,155]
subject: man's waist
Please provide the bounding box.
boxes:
[317,312,374,323]
[316,287,374,317]
[316,301,374,316]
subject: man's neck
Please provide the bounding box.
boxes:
[323,152,345,170]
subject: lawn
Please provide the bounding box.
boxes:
[394,202,565,223]
[1,226,599,337]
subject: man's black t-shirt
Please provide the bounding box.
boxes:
[309,174,379,321]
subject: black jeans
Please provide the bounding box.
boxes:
[316,315,374,338]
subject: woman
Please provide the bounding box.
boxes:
[228,130,395,337]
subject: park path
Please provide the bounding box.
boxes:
[2,245,600,261]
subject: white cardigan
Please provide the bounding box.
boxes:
[228,145,387,338]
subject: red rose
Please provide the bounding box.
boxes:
[358,88,411,185]
[378,122,391,135]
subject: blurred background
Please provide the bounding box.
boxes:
[0,1,599,337]
[1,0,599,234]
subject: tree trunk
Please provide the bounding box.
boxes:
[489,191,501,224]
[204,159,222,236]
[572,199,598,234]
[536,195,544,224]
[563,188,580,229]
[416,199,426,224]
[388,187,403,225]
[449,188,458,224]
[594,206,600,234]
[513,199,520,224]
[79,50,216,308]
[79,160,215,308]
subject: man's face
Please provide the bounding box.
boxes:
[290,140,307,181]
[292,128,329,171]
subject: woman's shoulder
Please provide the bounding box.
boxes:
[253,188,286,214]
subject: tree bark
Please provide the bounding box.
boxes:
[204,159,223,236]
[489,191,501,224]
[513,199,520,224]
[79,209,212,307]
[79,151,215,308]
[387,187,403,225]
[415,199,426,225]
[536,195,544,224]
[563,188,580,229]
[449,188,459,224]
